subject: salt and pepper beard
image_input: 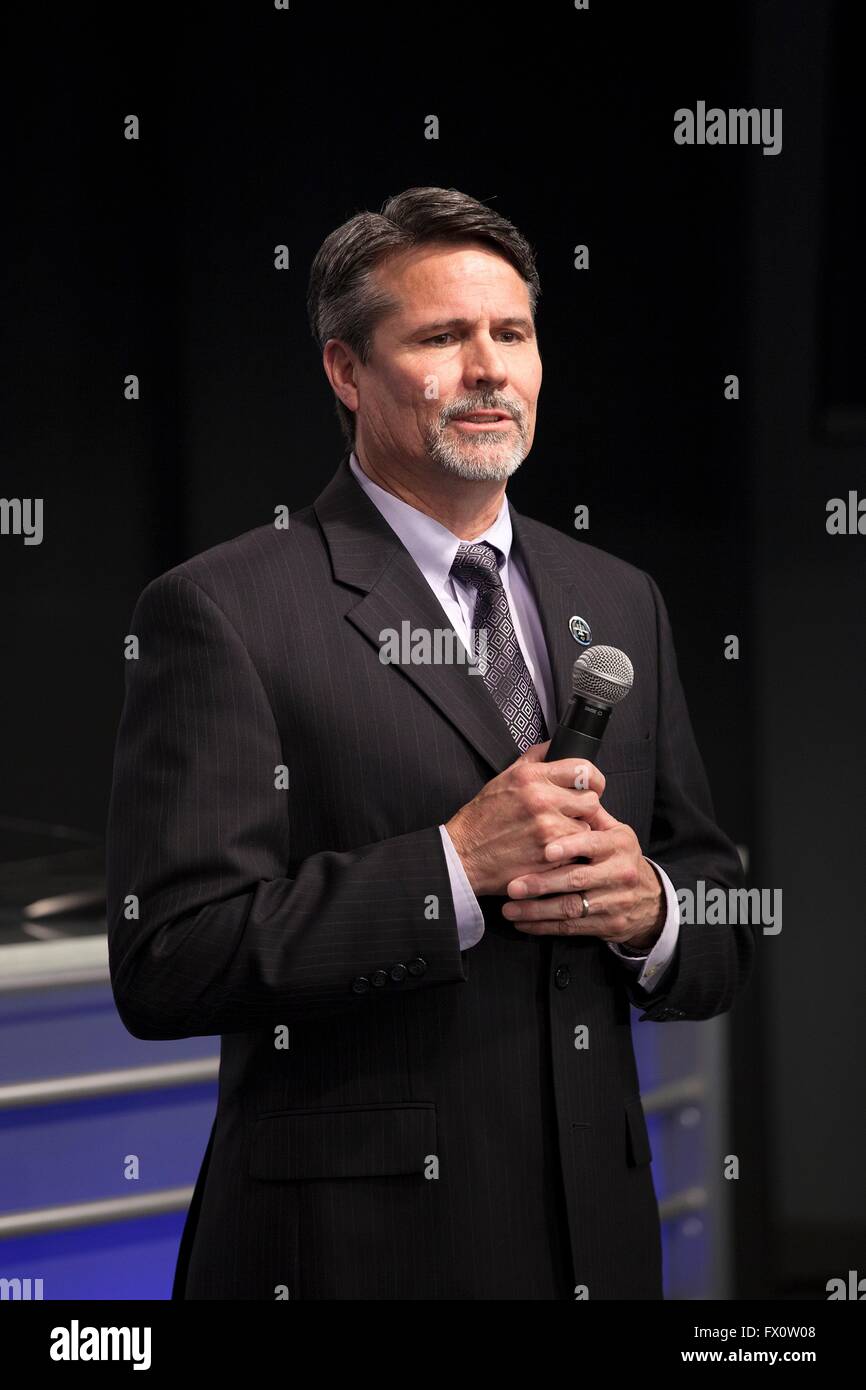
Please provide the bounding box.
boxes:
[422,402,530,483]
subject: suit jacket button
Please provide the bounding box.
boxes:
[389,963,408,983]
[554,965,571,989]
[370,969,389,988]
[407,957,427,977]
[351,976,371,994]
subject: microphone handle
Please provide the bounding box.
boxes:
[544,695,612,764]
[545,725,602,764]
[541,719,608,877]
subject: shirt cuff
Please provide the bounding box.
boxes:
[439,824,485,950]
[606,858,680,991]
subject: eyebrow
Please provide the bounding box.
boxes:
[411,316,536,338]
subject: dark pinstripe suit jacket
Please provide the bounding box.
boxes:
[105,453,754,1300]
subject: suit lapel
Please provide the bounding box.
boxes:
[313,456,626,775]
[509,506,646,745]
[507,505,584,728]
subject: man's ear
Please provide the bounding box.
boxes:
[322,338,359,413]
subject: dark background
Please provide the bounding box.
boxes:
[2,0,863,1298]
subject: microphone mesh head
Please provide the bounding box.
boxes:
[571,646,634,706]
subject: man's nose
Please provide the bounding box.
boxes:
[462,336,508,387]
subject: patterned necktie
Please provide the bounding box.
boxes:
[450,540,548,753]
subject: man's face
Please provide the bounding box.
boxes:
[353,241,542,482]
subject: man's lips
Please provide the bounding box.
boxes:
[450,411,514,428]
[452,411,511,421]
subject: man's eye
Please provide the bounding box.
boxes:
[424,332,523,345]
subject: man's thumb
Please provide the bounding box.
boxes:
[585,802,618,831]
[519,739,552,763]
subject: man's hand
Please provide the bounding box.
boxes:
[500,803,666,948]
[444,740,606,898]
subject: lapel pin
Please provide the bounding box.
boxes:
[569,615,592,645]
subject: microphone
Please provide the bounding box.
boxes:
[544,645,634,765]
[529,646,634,884]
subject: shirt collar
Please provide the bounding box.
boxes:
[348,450,514,591]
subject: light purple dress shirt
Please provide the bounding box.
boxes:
[348,450,680,991]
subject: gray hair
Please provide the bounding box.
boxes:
[306,186,541,449]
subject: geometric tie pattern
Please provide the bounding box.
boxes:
[450,540,549,753]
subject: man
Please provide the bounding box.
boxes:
[105,186,754,1300]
